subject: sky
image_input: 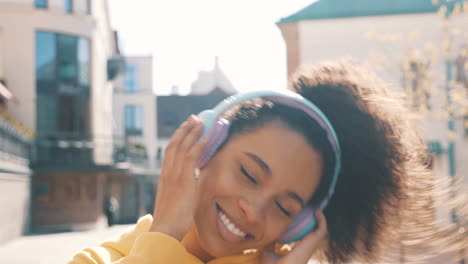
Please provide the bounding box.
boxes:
[108,0,315,95]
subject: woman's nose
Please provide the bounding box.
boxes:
[238,198,263,223]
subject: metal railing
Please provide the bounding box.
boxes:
[31,135,150,170]
[0,112,32,169]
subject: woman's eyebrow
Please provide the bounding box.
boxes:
[243,152,271,177]
[287,191,305,208]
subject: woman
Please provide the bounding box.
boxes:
[69,61,466,264]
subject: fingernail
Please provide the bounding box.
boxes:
[194,168,200,179]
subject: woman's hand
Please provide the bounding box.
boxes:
[150,115,208,241]
[261,210,328,264]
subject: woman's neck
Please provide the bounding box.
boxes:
[182,224,215,262]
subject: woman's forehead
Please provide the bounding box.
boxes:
[229,122,319,159]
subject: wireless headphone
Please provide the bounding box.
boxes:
[197,90,341,243]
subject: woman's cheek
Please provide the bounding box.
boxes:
[200,164,237,195]
[218,171,240,192]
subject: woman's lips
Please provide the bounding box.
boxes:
[215,203,253,243]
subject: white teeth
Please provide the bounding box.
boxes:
[219,211,247,238]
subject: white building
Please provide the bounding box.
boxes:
[0,0,126,234]
[0,0,118,164]
[278,0,467,262]
[277,0,468,195]
[113,55,158,170]
[278,0,468,188]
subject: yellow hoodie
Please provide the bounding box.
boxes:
[68,214,262,264]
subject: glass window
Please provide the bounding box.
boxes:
[65,0,73,13]
[35,30,91,137]
[57,34,77,83]
[36,94,89,136]
[35,31,56,82]
[78,38,90,88]
[124,63,139,93]
[124,105,133,130]
[124,105,143,135]
[57,95,88,135]
[135,105,143,130]
[35,0,48,8]
[36,95,57,137]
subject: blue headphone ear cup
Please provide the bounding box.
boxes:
[198,110,216,135]
[277,205,318,243]
[197,112,230,167]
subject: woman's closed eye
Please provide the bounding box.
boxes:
[275,201,291,217]
[240,165,292,217]
[240,165,257,184]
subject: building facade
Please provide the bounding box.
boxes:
[113,55,158,170]
[0,0,115,148]
[277,0,468,191]
[0,97,32,244]
[0,0,148,233]
[277,0,467,262]
[112,56,158,216]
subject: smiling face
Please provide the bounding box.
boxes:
[192,121,324,258]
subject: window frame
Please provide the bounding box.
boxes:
[35,30,91,137]
[65,0,73,13]
[124,63,139,93]
[124,105,143,135]
[35,0,48,9]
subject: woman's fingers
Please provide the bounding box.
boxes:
[301,210,328,250]
[173,117,204,177]
[150,115,208,241]
[261,243,282,264]
[163,115,198,171]
[278,210,328,264]
[315,210,327,234]
[182,135,209,180]
[179,118,204,154]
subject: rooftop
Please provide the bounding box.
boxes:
[278,0,440,24]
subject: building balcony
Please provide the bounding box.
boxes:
[32,137,95,170]
[31,135,151,172]
[113,140,149,169]
[112,137,161,174]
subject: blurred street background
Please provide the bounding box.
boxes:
[0,224,131,264]
[0,0,466,263]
